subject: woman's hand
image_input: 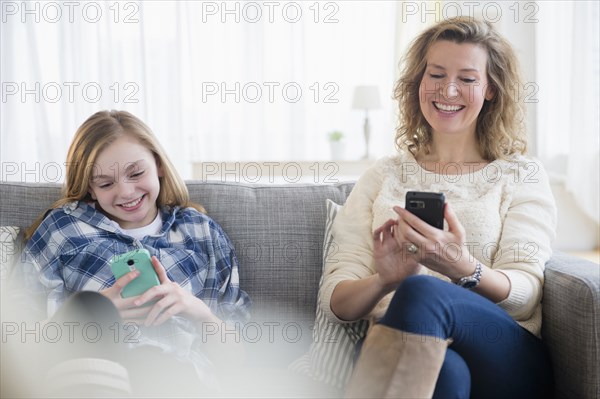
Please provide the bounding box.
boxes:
[372,218,423,292]
[393,203,475,281]
[131,256,220,327]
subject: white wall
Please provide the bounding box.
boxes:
[550,175,600,251]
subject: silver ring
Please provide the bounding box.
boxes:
[407,243,418,254]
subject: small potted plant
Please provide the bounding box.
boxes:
[328,130,345,160]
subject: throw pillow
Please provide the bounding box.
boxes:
[0,226,22,283]
[289,199,369,390]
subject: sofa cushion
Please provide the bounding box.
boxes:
[188,182,358,365]
[0,183,61,228]
[186,182,354,322]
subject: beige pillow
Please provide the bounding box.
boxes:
[1,226,22,284]
[289,200,368,390]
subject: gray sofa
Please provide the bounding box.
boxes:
[1,181,598,398]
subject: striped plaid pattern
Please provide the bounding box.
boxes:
[290,199,368,390]
[24,201,251,322]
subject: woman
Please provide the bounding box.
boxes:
[320,17,556,398]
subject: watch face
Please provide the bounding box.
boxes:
[461,279,478,289]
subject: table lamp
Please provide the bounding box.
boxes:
[352,86,382,159]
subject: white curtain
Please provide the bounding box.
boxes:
[536,1,600,224]
[7,0,595,202]
[0,1,399,181]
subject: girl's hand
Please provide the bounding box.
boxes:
[372,218,423,292]
[132,256,219,327]
[100,269,152,321]
[393,203,475,281]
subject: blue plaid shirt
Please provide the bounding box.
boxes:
[24,201,251,322]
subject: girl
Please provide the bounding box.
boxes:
[20,110,251,395]
[321,18,556,398]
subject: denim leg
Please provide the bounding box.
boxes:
[379,275,553,399]
[432,348,470,399]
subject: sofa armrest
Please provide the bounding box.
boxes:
[542,252,599,399]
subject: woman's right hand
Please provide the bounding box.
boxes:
[100,270,151,321]
[372,218,422,292]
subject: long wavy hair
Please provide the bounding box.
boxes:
[26,110,204,240]
[394,17,527,160]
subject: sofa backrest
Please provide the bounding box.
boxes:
[0,181,354,325]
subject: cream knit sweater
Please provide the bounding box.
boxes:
[320,150,557,337]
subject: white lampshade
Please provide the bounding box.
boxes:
[352,86,382,110]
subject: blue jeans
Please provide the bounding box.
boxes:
[357,275,554,399]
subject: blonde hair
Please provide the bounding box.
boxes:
[394,17,527,160]
[26,110,204,240]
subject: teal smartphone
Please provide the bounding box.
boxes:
[109,249,160,298]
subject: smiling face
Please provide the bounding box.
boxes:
[419,40,494,139]
[88,135,163,229]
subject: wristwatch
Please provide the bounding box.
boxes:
[455,261,483,289]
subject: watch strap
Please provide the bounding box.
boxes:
[456,261,483,289]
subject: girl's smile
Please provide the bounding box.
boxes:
[118,194,146,211]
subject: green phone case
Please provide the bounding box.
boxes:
[109,249,160,298]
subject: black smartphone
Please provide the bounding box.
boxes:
[405,191,445,229]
